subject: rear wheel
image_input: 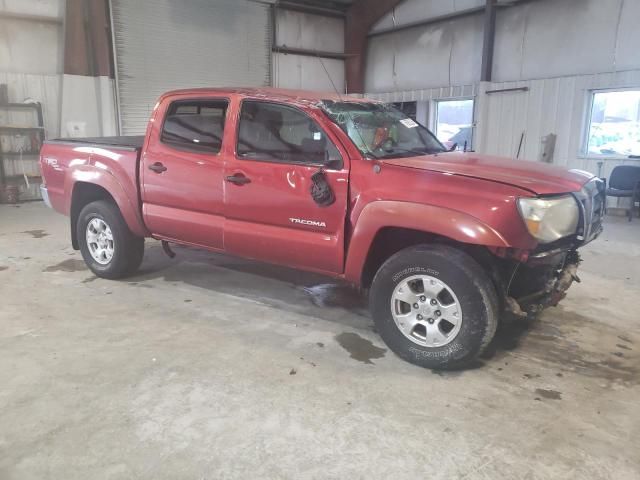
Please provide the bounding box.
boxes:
[369,244,498,370]
[77,200,144,279]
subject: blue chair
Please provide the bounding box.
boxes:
[606,165,640,221]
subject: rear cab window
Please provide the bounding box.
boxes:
[236,100,341,166]
[161,99,228,153]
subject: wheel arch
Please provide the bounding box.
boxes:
[344,201,510,288]
[69,178,146,249]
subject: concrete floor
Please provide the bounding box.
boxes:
[0,202,639,480]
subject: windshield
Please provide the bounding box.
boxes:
[321,101,447,159]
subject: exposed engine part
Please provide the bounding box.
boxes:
[511,250,582,316]
[161,240,176,258]
[505,296,528,318]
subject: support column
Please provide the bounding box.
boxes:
[480,0,497,82]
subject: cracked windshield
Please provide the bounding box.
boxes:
[321,101,445,159]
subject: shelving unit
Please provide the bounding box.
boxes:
[0,102,45,201]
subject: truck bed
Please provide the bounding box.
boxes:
[40,136,144,220]
[48,136,144,151]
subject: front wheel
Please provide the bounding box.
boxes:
[77,200,144,279]
[369,245,498,370]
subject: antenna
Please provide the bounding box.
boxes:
[316,55,377,159]
[317,54,343,98]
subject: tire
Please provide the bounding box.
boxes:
[369,244,498,370]
[77,200,144,279]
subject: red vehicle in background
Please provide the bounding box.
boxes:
[39,88,604,369]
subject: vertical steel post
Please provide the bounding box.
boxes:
[480,0,497,82]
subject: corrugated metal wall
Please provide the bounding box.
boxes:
[365,84,477,103]
[364,0,640,179]
[110,0,272,135]
[367,70,640,178]
[475,69,640,178]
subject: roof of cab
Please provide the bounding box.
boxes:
[159,87,378,108]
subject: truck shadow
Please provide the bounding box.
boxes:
[131,242,640,381]
[129,243,371,331]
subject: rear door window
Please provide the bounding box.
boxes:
[161,100,228,153]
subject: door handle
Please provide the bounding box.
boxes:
[226,174,251,185]
[148,162,167,173]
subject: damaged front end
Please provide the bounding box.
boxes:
[503,177,604,318]
[505,250,582,318]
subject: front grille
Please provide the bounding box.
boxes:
[574,178,605,245]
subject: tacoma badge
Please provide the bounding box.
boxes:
[289,218,327,228]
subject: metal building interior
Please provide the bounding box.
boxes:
[1,0,639,478]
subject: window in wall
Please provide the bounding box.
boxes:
[586,90,640,157]
[237,101,341,165]
[435,99,474,151]
[161,100,228,153]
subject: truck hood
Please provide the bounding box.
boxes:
[382,152,593,195]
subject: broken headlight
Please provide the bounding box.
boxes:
[517,195,579,243]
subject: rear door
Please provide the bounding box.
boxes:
[141,96,229,249]
[223,99,349,275]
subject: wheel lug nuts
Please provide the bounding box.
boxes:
[420,296,426,302]
[435,310,441,317]
[413,303,419,309]
[430,299,437,306]
[427,318,434,324]
[417,314,423,320]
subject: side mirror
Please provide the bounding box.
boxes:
[324,157,343,170]
[323,149,343,170]
[449,143,458,152]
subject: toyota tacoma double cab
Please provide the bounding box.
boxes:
[39,88,604,369]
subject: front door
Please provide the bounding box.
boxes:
[223,100,349,275]
[141,97,229,249]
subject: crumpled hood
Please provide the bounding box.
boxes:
[383,151,593,195]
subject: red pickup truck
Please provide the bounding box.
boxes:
[39,87,604,369]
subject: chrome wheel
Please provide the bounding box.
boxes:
[86,218,114,265]
[390,274,462,347]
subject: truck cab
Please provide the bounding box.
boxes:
[140,90,352,275]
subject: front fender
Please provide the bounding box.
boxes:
[65,166,147,237]
[343,201,510,284]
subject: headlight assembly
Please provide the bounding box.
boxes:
[517,195,579,243]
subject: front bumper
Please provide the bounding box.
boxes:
[574,177,605,246]
[40,185,52,208]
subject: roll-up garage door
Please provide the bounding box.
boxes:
[110,0,272,135]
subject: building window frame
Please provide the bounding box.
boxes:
[581,87,640,160]
[431,97,476,151]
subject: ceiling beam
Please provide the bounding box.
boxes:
[272,46,350,60]
[275,1,346,18]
